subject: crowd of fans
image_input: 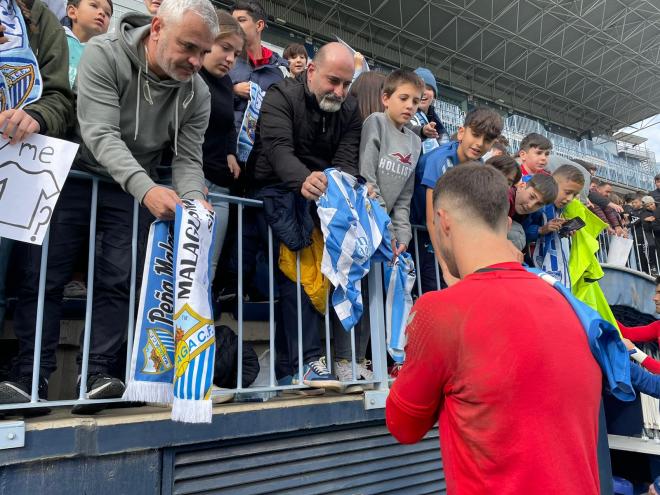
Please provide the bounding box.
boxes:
[0,0,656,413]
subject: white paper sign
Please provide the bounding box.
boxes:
[0,134,78,245]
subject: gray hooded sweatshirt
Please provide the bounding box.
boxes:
[75,13,210,202]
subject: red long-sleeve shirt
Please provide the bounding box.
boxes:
[386,263,601,494]
[619,320,660,374]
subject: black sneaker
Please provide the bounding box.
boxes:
[0,375,48,404]
[71,374,125,415]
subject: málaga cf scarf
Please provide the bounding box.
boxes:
[124,200,216,423]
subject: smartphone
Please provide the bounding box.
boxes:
[558,217,586,238]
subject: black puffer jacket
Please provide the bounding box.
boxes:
[247,72,362,192]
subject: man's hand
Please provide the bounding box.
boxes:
[608,202,624,213]
[301,171,328,200]
[0,109,40,144]
[233,82,251,99]
[143,186,183,220]
[621,338,636,351]
[227,154,241,179]
[539,218,565,235]
[0,24,8,44]
[422,122,439,139]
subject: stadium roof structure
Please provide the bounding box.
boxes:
[247,0,660,136]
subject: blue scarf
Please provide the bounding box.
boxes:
[236,82,264,163]
[125,200,216,423]
[533,205,571,289]
[0,0,42,111]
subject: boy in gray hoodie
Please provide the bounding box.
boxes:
[360,69,424,254]
[2,0,219,408]
[333,69,424,387]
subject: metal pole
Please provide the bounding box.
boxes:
[412,227,422,296]
[237,204,244,390]
[368,263,388,389]
[296,252,303,383]
[268,226,275,388]
[79,178,99,399]
[30,230,50,402]
[124,199,139,381]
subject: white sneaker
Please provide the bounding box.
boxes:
[358,360,374,381]
[334,360,363,394]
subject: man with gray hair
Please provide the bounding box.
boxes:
[0,0,219,408]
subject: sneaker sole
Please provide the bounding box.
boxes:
[88,381,126,400]
[302,379,343,392]
[343,384,364,394]
[282,387,325,396]
[0,383,31,404]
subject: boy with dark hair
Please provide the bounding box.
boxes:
[230,0,288,131]
[518,132,552,176]
[508,173,558,223]
[334,69,423,383]
[486,154,521,186]
[64,0,113,88]
[282,43,307,78]
[523,164,585,285]
[410,107,502,292]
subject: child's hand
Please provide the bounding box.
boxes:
[539,218,565,235]
[366,182,378,198]
[395,243,407,256]
[422,122,439,139]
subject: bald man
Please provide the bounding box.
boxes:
[246,42,362,390]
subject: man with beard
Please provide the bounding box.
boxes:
[246,42,362,391]
[386,163,601,494]
[0,0,218,407]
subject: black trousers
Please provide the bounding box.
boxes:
[12,178,148,378]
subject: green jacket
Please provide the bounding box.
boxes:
[565,199,621,335]
[24,0,73,138]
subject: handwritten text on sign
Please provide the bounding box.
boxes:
[0,135,78,245]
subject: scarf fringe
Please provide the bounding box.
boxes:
[123,381,174,405]
[172,398,213,424]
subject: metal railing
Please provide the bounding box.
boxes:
[0,171,398,411]
[597,222,659,279]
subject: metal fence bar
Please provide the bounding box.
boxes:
[268,226,276,388]
[296,252,303,384]
[124,199,139,381]
[325,288,332,374]
[30,230,50,402]
[367,263,388,388]
[78,178,99,399]
[412,228,422,296]
[237,204,244,390]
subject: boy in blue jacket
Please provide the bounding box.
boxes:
[409,107,503,293]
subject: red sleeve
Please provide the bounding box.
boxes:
[619,320,660,345]
[386,294,458,444]
[641,356,660,375]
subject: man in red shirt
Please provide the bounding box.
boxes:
[386,162,601,494]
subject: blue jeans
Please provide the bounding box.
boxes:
[206,181,230,282]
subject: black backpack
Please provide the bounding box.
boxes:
[213,325,260,389]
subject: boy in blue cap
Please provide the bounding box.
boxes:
[410,67,449,152]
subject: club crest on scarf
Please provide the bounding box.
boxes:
[142,328,175,374]
[0,0,43,111]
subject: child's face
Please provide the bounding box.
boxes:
[383,82,422,128]
[504,170,518,187]
[515,183,546,214]
[68,0,111,40]
[456,126,495,161]
[203,33,244,78]
[232,10,264,45]
[418,85,434,113]
[553,176,583,208]
[287,54,307,77]
[519,146,550,173]
[632,198,642,209]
